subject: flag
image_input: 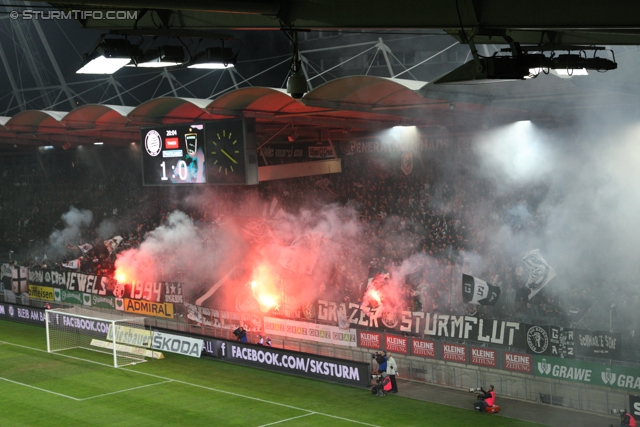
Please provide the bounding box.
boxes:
[104,236,123,254]
[462,274,501,306]
[522,249,556,300]
[62,259,81,269]
[11,266,28,293]
[78,243,93,253]
[65,243,79,251]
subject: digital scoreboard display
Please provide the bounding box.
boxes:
[141,118,258,186]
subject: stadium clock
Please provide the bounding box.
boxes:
[205,118,258,185]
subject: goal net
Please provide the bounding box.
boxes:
[46,306,150,368]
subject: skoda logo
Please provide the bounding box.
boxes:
[527,326,549,354]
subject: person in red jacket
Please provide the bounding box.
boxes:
[611,410,636,427]
[473,385,496,412]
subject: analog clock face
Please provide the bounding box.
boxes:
[206,120,246,184]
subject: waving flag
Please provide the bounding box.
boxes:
[462,274,501,306]
[104,236,123,254]
[522,249,556,300]
[78,243,93,253]
[62,259,81,269]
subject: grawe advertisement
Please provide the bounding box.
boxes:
[202,338,370,387]
[534,355,640,391]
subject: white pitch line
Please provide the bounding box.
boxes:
[78,380,173,401]
[1,341,381,427]
[0,376,80,401]
[257,412,316,426]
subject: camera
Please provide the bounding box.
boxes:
[469,387,481,393]
[611,409,626,415]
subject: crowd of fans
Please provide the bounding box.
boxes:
[0,146,636,339]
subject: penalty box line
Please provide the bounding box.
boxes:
[0,341,172,401]
[1,341,380,427]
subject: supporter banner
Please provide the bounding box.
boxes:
[525,325,574,358]
[462,274,501,306]
[341,137,451,155]
[12,266,28,293]
[522,249,556,300]
[358,331,382,350]
[308,145,336,159]
[202,338,370,387]
[574,330,621,360]
[534,355,640,391]
[504,352,532,373]
[185,304,262,333]
[151,331,202,357]
[107,325,153,348]
[471,347,497,368]
[411,338,436,358]
[0,303,45,325]
[27,268,110,296]
[128,281,165,303]
[385,334,408,355]
[263,316,357,347]
[28,285,55,301]
[443,343,467,363]
[316,300,525,347]
[163,282,185,304]
[122,298,174,319]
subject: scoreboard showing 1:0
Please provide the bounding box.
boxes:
[141,123,207,185]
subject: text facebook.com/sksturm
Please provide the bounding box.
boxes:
[11,10,138,20]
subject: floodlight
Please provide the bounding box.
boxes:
[127,46,184,68]
[77,39,141,74]
[187,47,236,69]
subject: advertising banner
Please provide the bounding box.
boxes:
[504,352,532,373]
[442,343,467,363]
[358,331,382,350]
[28,285,55,301]
[107,325,153,348]
[630,395,640,419]
[151,331,202,357]
[122,298,174,319]
[0,303,45,325]
[202,338,370,387]
[385,334,409,355]
[534,355,640,391]
[411,338,436,358]
[470,347,497,368]
[91,295,117,310]
[54,288,83,305]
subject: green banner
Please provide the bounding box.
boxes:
[91,294,116,310]
[54,289,83,305]
[535,356,640,391]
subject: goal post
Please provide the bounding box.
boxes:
[45,306,150,368]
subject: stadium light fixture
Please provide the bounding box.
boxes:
[77,39,142,74]
[127,46,185,68]
[187,47,236,69]
[94,142,104,145]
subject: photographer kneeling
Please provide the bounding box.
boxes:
[473,385,496,412]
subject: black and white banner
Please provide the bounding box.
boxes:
[27,268,110,296]
[525,325,574,358]
[630,394,640,419]
[522,249,556,300]
[574,330,621,360]
[0,303,45,325]
[462,274,501,306]
[201,338,370,387]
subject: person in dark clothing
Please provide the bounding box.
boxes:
[233,326,248,343]
[473,385,496,412]
[374,351,387,373]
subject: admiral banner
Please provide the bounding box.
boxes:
[121,298,174,319]
[263,316,357,347]
[27,268,109,296]
[316,300,524,347]
[203,339,370,387]
[574,330,621,360]
[28,285,55,301]
[534,355,640,391]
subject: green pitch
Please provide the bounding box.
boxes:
[0,320,547,427]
